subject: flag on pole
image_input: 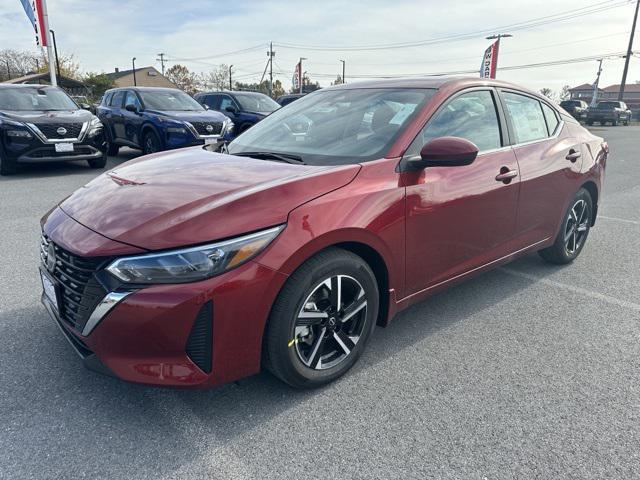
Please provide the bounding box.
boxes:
[292,61,301,91]
[479,39,500,79]
[19,0,47,46]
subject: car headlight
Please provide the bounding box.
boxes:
[86,117,103,138]
[166,126,188,134]
[224,118,234,134]
[106,225,284,284]
[2,119,33,139]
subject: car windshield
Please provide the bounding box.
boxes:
[0,87,78,111]
[228,88,436,165]
[596,102,619,108]
[233,93,280,113]
[139,90,204,111]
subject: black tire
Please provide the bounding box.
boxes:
[106,141,119,156]
[612,118,618,126]
[88,153,107,169]
[0,153,17,176]
[264,248,379,388]
[142,130,161,155]
[539,188,593,265]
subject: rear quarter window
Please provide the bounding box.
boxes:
[503,92,548,144]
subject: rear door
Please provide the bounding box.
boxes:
[498,90,583,247]
[109,90,126,141]
[403,88,520,294]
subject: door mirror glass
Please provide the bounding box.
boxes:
[125,103,138,113]
[79,103,91,110]
[409,136,479,169]
[225,105,237,114]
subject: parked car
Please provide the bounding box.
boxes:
[277,93,306,107]
[40,77,608,389]
[559,99,588,121]
[586,100,632,126]
[194,91,280,135]
[98,87,233,156]
[0,84,106,176]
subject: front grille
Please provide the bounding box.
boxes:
[33,122,84,140]
[189,121,223,136]
[41,235,110,332]
[185,301,213,373]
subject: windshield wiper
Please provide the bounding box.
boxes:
[231,151,306,165]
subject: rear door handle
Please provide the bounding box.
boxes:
[566,150,581,162]
[495,168,518,183]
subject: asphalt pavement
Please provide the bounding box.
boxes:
[1,128,639,479]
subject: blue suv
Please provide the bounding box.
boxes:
[194,91,280,136]
[98,87,233,156]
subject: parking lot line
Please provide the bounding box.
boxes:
[500,267,640,312]
[598,215,640,225]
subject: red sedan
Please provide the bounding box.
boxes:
[40,77,608,389]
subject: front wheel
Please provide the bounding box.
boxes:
[539,188,593,264]
[0,153,17,176]
[264,248,379,388]
[142,130,161,155]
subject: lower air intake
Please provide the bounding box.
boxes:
[185,301,213,373]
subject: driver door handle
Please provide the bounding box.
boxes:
[495,168,518,183]
[566,150,581,162]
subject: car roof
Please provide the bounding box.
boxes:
[106,86,183,93]
[0,83,59,90]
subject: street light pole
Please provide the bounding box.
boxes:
[339,59,345,84]
[229,65,233,90]
[49,29,61,78]
[132,57,137,86]
[299,57,307,94]
[485,33,513,78]
[619,0,640,101]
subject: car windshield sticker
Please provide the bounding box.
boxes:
[389,103,417,125]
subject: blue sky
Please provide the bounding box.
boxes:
[1,0,637,94]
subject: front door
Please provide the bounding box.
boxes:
[403,88,520,295]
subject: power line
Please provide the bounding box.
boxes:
[164,43,267,62]
[273,1,629,51]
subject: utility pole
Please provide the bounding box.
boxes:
[339,59,345,84]
[40,0,57,86]
[619,0,639,101]
[229,65,233,90]
[591,58,603,107]
[49,29,61,78]
[132,57,137,86]
[485,33,513,78]
[267,42,275,97]
[156,52,166,76]
[299,57,307,94]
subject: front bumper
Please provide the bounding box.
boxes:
[41,215,288,388]
[2,135,105,164]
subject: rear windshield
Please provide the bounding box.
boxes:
[0,87,78,111]
[234,93,280,113]
[596,102,620,108]
[561,101,579,106]
[138,90,204,111]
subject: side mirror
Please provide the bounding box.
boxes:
[408,136,479,169]
[125,103,138,113]
[225,105,237,114]
[80,103,91,110]
[203,104,210,110]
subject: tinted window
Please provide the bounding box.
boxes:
[233,93,280,113]
[0,87,78,111]
[541,103,559,135]
[110,91,125,108]
[138,90,204,111]
[203,95,218,109]
[503,92,547,143]
[407,90,502,155]
[228,88,435,165]
[596,101,620,109]
[124,91,141,109]
[219,96,235,111]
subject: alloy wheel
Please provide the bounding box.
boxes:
[293,275,368,370]
[564,199,590,255]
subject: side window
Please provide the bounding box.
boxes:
[541,103,559,135]
[406,90,502,156]
[110,91,125,108]
[102,92,113,106]
[124,91,141,109]
[219,95,236,111]
[203,95,218,109]
[502,92,548,143]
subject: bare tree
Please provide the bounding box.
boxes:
[0,49,40,80]
[559,85,571,101]
[165,64,197,94]
[198,64,230,91]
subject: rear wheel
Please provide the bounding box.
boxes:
[264,248,379,388]
[0,153,17,176]
[142,130,161,155]
[539,188,592,265]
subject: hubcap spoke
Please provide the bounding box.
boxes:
[297,311,328,326]
[307,328,327,369]
[340,297,367,323]
[333,330,356,355]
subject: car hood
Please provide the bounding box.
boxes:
[145,109,228,123]
[0,109,94,124]
[59,147,360,251]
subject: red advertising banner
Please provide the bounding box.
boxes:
[480,39,500,79]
